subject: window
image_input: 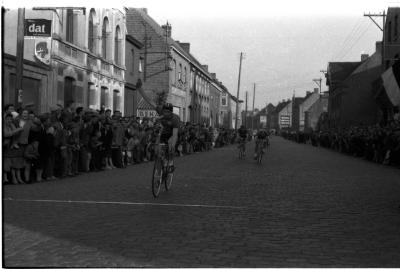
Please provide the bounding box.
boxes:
[395,15,399,39]
[66,9,74,43]
[172,60,176,85]
[178,64,182,81]
[221,92,227,106]
[102,17,109,59]
[139,57,143,73]
[184,67,187,83]
[114,26,121,65]
[88,9,95,52]
[388,21,392,43]
[130,49,134,74]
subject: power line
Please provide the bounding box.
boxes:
[338,21,373,61]
[332,17,364,60]
[335,20,370,60]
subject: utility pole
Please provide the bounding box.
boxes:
[364,11,386,70]
[313,78,322,94]
[235,52,244,130]
[245,91,248,128]
[15,8,25,108]
[252,83,256,131]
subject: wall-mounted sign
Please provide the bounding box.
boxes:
[24,19,52,38]
[137,109,158,118]
[280,115,291,126]
[34,37,51,65]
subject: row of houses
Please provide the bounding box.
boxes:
[249,7,400,133]
[326,7,400,128]
[244,88,328,133]
[2,7,242,128]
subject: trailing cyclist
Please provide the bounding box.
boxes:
[254,128,269,160]
[237,125,248,157]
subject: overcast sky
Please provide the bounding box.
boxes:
[4,0,397,108]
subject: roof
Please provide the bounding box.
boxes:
[275,101,291,113]
[326,62,361,87]
[137,97,154,110]
[127,8,211,78]
[126,34,144,49]
[349,50,382,76]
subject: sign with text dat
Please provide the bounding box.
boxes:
[24,19,52,38]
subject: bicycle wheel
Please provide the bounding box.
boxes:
[165,167,173,191]
[152,158,163,197]
[257,150,263,164]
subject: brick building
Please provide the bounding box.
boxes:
[126,8,213,123]
[124,34,144,117]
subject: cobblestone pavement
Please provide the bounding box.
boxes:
[3,136,400,267]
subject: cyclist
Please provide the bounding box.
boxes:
[254,128,269,160]
[237,125,248,155]
[154,103,180,172]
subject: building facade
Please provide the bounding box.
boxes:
[126,8,213,122]
[124,34,144,117]
[3,7,126,113]
[298,89,320,131]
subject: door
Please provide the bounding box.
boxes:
[64,77,75,107]
[9,74,40,113]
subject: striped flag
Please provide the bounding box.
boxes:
[382,61,400,106]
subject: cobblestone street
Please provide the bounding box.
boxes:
[3,136,400,267]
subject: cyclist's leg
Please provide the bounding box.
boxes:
[254,139,259,159]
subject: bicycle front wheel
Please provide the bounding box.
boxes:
[257,150,263,164]
[165,169,173,191]
[152,158,163,197]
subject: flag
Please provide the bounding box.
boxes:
[382,61,400,106]
[34,37,51,65]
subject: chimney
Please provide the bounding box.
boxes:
[361,54,369,61]
[201,65,208,72]
[210,73,217,80]
[306,91,311,96]
[162,23,172,38]
[314,88,319,94]
[179,42,190,54]
[140,8,148,14]
[376,41,382,54]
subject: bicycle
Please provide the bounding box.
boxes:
[152,142,174,198]
[238,137,246,159]
[255,138,267,164]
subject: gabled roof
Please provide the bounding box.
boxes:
[349,51,382,76]
[137,97,154,110]
[126,34,144,49]
[127,8,211,78]
[275,101,291,113]
[326,62,361,86]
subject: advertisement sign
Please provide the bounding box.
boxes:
[24,19,52,38]
[280,115,291,127]
[137,109,158,118]
[34,38,51,65]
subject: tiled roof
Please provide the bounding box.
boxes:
[137,97,154,110]
[327,62,361,86]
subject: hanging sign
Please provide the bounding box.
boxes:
[34,37,51,65]
[24,19,52,38]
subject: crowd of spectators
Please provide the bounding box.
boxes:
[280,121,400,167]
[2,102,239,185]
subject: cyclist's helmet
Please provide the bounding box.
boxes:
[162,103,173,112]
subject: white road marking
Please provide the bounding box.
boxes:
[3,198,245,209]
